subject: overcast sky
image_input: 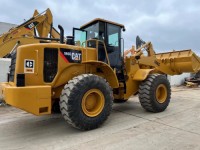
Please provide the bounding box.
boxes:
[1,0,200,53]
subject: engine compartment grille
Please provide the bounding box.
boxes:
[43,48,58,82]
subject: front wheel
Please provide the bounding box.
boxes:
[60,74,113,130]
[139,74,171,112]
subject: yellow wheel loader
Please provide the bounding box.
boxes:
[0,17,200,130]
[0,8,60,58]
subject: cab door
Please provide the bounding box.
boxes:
[73,28,87,46]
[106,23,122,69]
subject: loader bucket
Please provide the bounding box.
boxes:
[156,50,200,74]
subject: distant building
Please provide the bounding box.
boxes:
[168,73,190,86]
[0,22,16,82]
[0,22,16,34]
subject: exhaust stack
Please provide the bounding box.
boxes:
[58,25,64,44]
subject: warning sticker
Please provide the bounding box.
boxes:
[24,59,34,73]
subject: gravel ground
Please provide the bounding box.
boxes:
[0,86,200,150]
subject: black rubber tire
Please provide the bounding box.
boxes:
[60,74,113,130]
[113,99,128,103]
[139,74,171,112]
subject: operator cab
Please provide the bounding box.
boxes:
[73,18,125,70]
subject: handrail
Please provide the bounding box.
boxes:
[85,39,110,65]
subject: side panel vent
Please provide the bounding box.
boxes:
[44,48,58,82]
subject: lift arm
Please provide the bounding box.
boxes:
[131,41,200,75]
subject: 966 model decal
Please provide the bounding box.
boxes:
[60,48,82,63]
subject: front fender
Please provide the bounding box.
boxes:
[132,69,154,81]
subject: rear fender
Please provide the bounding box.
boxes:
[82,61,119,88]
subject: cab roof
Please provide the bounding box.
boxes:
[80,18,125,30]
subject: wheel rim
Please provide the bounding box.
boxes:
[156,84,167,103]
[82,89,105,117]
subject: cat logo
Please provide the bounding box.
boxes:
[24,59,35,73]
[72,52,81,61]
[60,48,82,63]
[24,21,39,30]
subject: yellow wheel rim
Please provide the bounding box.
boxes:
[82,89,105,117]
[156,84,167,103]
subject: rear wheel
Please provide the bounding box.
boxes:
[60,74,113,130]
[139,74,171,112]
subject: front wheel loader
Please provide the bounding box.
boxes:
[0,16,200,130]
